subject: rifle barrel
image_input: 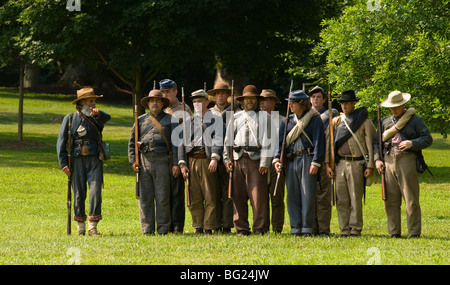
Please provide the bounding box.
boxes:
[134,94,140,199]
[377,93,387,201]
[274,80,293,196]
[328,84,336,206]
[182,87,191,206]
[228,80,235,199]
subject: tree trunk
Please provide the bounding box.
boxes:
[18,60,24,141]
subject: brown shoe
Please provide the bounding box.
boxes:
[88,229,102,237]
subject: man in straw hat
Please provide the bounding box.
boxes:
[178,89,223,234]
[325,90,376,237]
[223,85,273,235]
[159,79,191,234]
[128,89,179,235]
[207,81,234,233]
[273,90,325,236]
[57,87,111,236]
[373,91,432,238]
[259,89,286,234]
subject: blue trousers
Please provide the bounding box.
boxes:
[285,154,317,234]
[72,155,103,222]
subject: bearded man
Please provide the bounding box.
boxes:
[57,87,111,236]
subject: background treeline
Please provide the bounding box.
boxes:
[0,0,448,136]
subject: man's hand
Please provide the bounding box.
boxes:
[259,167,268,175]
[208,159,218,173]
[225,161,233,173]
[180,165,189,180]
[309,164,319,175]
[326,163,334,179]
[172,165,181,178]
[62,166,71,177]
[375,160,385,175]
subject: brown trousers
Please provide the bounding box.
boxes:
[232,154,269,234]
[384,151,421,235]
[188,157,217,231]
[314,162,332,234]
[266,164,285,232]
[335,159,365,235]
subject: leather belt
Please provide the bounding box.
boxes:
[338,155,364,161]
[189,153,207,159]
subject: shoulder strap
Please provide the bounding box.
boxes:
[148,114,172,152]
[342,118,368,163]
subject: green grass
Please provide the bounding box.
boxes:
[0,87,448,265]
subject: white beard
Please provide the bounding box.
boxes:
[80,104,91,117]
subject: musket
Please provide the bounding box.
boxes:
[328,84,336,206]
[67,114,73,235]
[181,87,191,206]
[134,94,140,199]
[274,80,293,196]
[227,80,235,199]
[377,93,387,201]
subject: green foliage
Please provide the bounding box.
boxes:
[316,0,449,137]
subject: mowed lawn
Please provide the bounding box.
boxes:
[0,88,448,265]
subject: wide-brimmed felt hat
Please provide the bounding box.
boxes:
[336,90,360,103]
[286,90,309,102]
[380,91,411,108]
[141,89,170,109]
[236,85,261,101]
[260,89,280,104]
[191,89,209,99]
[207,81,231,96]
[159,79,177,90]
[72,87,103,104]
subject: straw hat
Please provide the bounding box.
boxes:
[72,88,103,104]
[141,89,170,109]
[380,91,411,108]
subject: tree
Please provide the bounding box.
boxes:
[316,0,449,136]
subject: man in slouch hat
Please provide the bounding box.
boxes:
[179,89,223,234]
[57,87,111,236]
[160,79,191,234]
[223,85,272,235]
[309,86,338,235]
[207,81,234,233]
[128,90,178,235]
[273,90,325,236]
[259,89,286,234]
[325,90,376,237]
[373,91,432,238]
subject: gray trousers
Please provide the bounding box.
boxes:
[285,154,317,235]
[72,155,103,222]
[139,152,171,234]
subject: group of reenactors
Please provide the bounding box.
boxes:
[57,79,433,239]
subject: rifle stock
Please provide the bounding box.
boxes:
[274,80,293,196]
[227,80,235,199]
[67,114,73,235]
[182,87,191,206]
[377,93,387,201]
[328,84,336,206]
[134,94,140,199]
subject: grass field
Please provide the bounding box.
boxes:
[0,87,448,266]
